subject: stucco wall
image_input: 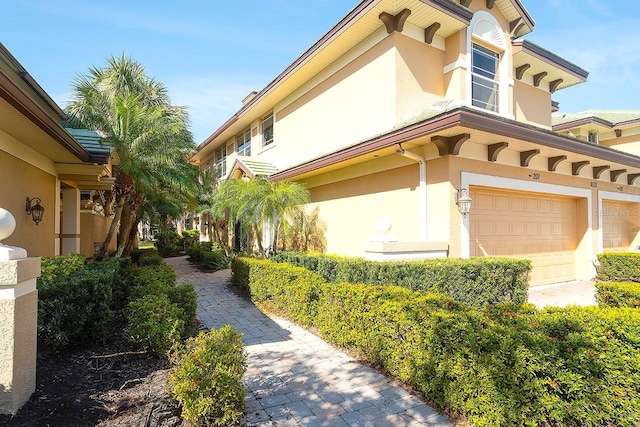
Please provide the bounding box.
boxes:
[394,33,445,124]
[513,80,552,128]
[266,34,397,171]
[307,164,420,257]
[0,149,56,257]
[80,212,115,257]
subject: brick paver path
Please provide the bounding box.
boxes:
[165,256,450,427]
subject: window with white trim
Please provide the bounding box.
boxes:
[237,129,251,157]
[261,113,274,147]
[471,43,500,113]
[213,146,227,179]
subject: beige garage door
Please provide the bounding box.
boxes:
[602,200,638,252]
[470,186,578,287]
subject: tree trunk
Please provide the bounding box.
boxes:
[122,210,143,257]
[116,193,143,257]
[95,196,124,260]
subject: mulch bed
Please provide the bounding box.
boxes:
[0,329,185,427]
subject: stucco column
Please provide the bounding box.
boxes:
[0,208,40,414]
[61,188,80,255]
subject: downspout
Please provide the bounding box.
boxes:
[395,144,427,241]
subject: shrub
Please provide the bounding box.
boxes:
[126,294,184,357]
[169,325,246,427]
[180,229,200,250]
[38,256,119,356]
[232,257,640,426]
[137,250,164,267]
[271,252,531,307]
[38,253,86,287]
[155,229,182,257]
[188,246,230,271]
[596,281,640,308]
[596,252,640,282]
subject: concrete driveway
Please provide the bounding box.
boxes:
[527,281,597,309]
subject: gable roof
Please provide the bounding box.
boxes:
[228,157,278,179]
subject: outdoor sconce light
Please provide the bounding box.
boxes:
[26,197,45,225]
[455,188,472,216]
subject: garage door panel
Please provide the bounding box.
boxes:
[602,200,638,252]
[470,187,578,286]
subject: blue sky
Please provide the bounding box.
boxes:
[3,1,639,144]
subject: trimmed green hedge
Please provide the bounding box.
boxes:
[37,255,132,356]
[233,257,640,426]
[596,252,640,282]
[271,251,531,307]
[596,282,640,308]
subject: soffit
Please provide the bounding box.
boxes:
[0,96,81,164]
[194,0,471,162]
[512,41,588,92]
[494,0,534,38]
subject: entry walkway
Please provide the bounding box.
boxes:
[165,256,449,427]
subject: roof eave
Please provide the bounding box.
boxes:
[271,107,640,181]
[513,39,589,81]
[0,68,92,163]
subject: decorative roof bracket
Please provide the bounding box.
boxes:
[379,9,412,34]
[520,149,540,167]
[488,142,508,162]
[431,133,471,156]
[548,155,567,172]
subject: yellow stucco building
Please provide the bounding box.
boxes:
[0,43,115,258]
[192,0,640,287]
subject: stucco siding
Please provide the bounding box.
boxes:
[266,35,397,171]
[513,80,552,128]
[0,149,56,257]
[307,165,420,257]
[395,33,446,124]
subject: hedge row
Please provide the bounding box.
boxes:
[596,252,640,282]
[232,257,640,426]
[271,251,531,307]
[186,245,231,271]
[38,255,132,356]
[596,282,640,308]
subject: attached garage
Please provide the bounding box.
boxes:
[602,200,640,252]
[469,186,582,287]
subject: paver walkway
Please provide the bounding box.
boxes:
[165,256,450,427]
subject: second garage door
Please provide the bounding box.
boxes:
[602,200,639,252]
[469,186,578,287]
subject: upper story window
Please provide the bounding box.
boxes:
[468,11,508,117]
[588,131,600,144]
[237,129,251,157]
[471,43,499,113]
[213,146,227,179]
[261,113,274,147]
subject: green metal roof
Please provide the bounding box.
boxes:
[552,110,640,127]
[65,128,111,156]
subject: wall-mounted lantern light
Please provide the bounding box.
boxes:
[455,188,472,216]
[25,197,45,225]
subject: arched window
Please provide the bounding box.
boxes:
[468,12,508,115]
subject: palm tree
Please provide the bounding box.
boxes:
[213,178,310,257]
[66,55,197,258]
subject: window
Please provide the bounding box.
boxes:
[237,129,251,156]
[213,146,227,179]
[261,113,274,147]
[471,43,500,113]
[588,131,599,144]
